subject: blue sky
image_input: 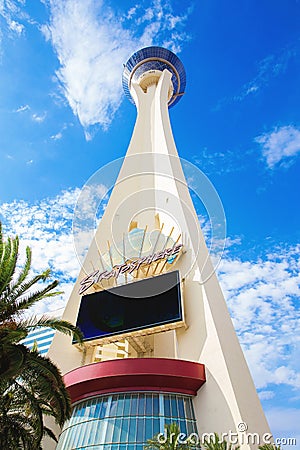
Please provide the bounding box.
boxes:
[0,0,300,446]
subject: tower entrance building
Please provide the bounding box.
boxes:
[48,47,271,450]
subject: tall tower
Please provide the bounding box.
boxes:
[48,47,271,450]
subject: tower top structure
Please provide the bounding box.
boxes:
[122,46,186,108]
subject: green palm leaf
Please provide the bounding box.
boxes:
[146,422,197,449]
[0,222,82,448]
[202,433,240,450]
[22,315,83,345]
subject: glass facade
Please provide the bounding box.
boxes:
[56,392,198,450]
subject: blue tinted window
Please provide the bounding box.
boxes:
[164,396,171,417]
[129,394,138,416]
[137,394,145,416]
[145,395,152,416]
[153,395,159,415]
[171,396,178,417]
[123,397,130,416]
[56,392,198,449]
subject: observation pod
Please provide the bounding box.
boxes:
[122,46,186,108]
[46,47,272,450]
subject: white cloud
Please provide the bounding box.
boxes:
[51,131,62,140]
[193,147,251,175]
[14,105,48,124]
[215,44,298,109]
[0,185,109,314]
[8,18,23,34]
[50,122,70,140]
[245,85,259,95]
[0,188,82,314]
[0,0,26,36]
[256,125,300,169]
[42,0,190,137]
[73,183,109,263]
[32,112,47,122]
[259,390,275,400]
[15,104,30,113]
[218,247,300,390]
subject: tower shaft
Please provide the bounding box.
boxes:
[47,50,271,450]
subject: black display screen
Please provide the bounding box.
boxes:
[76,270,182,341]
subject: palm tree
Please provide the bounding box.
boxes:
[0,353,69,449]
[0,222,83,448]
[201,433,240,450]
[145,422,197,449]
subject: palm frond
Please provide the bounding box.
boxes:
[14,246,32,287]
[13,379,44,443]
[23,315,83,344]
[0,379,43,449]
[202,433,240,450]
[31,340,39,353]
[0,277,60,322]
[0,222,76,447]
[146,422,197,449]
[43,426,58,443]
[0,234,19,297]
[23,351,63,387]
[0,343,27,378]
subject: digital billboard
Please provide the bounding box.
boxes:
[75,270,183,342]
